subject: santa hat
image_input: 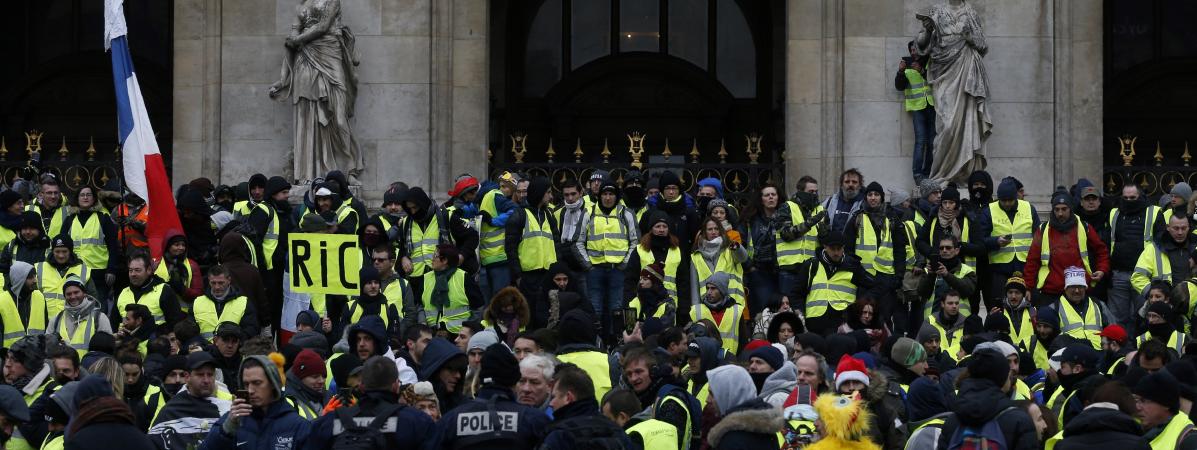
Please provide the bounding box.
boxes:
[834,354,871,391]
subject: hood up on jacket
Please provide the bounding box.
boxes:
[417,338,465,381]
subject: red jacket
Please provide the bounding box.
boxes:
[1024,221,1110,295]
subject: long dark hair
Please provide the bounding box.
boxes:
[741,183,787,227]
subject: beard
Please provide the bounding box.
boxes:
[843,188,859,201]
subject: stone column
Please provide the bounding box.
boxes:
[172,0,224,186]
[785,0,845,192]
[1054,0,1103,186]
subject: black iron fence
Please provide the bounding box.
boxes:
[1102,135,1196,198]
[0,130,122,191]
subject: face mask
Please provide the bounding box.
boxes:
[164,383,184,396]
[1148,321,1175,339]
[796,191,818,207]
[362,234,383,247]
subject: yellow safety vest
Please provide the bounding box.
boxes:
[1057,297,1102,349]
[1136,330,1188,354]
[1029,337,1050,371]
[1006,308,1035,349]
[904,417,947,450]
[922,263,976,318]
[405,213,442,277]
[628,418,680,450]
[628,297,671,321]
[38,433,63,450]
[687,379,710,410]
[690,250,745,307]
[518,208,557,272]
[117,283,168,326]
[232,200,253,220]
[1182,279,1197,334]
[857,213,896,275]
[478,190,507,265]
[1149,413,1196,450]
[928,315,964,361]
[637,246,681,299]
[335,198,358,232]
[776,201,820,266]
[988,200,1034,264]
[25,203,68,240]
[903,221,919,269]
[54,310,101,357]
[255,202,280,271]
[192,295,248,340]
[1036,218,1092,288]
[0,290,46,347]
[653,393,694,450]
[36,263,88,319]
[69,213,109,270]
[0,227,14,255]
[381,276,409,317]
[903,68,935,111]
[285,396,319,420]
[345,297,396,328]
[1107,206,1160,256]
[805,262,856,319]
[557,350,611,401]
[928,216,976,266]
[420,269,470,333]
[1106,355,1126,376]
[377,214,405,256]
[1133,242,1172,295]
[689,303,742,355]
[586,205,631,265]
[1044,430,1063,450]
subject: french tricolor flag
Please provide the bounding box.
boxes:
[105,0,182,259]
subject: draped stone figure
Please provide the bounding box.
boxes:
[915,0,993,184]
[269,0,364,183]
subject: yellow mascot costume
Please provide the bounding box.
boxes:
[804,392,881,450]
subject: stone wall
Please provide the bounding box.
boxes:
[172,0,488,205]
[786,0,1103,204]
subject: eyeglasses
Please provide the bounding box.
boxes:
[372,257,390,262]
[939,245,956,250]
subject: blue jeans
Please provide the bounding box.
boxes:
[912,106,936,180]
[587,267,625,340]
[747,268,779,315]
[483,263,511,302]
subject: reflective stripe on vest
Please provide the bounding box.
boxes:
[1007,309,1034,349]
[25,203,67,239]
[406,214,442,277]
[336,198,357,229]
[346,298,394,328]
[478,190,507,265]
[805,263,856,318]
[117,283,168,325]
[192,295,248,340]
[903,221,918,268]
[56,310,98,357]
[1149,412,1196,450]
[629,297,671,321]
[518,208,557,271]
[637,246,681,299]
[36,263,88,319]
[420,270,470,333]
[381,277,409,316]
[1057,297,1102,349]
[776,201,820,266]
[256,202,280,270]
[1134,243,1172,286]
[923,264,975,318]
[690,303,742,355]
[0,291,46,347]
[988,200,1034,263]
[70,213,109,270]
[628,418,680,450]
[586,205,631,265]
[1136,330,1188,355]
[690,250,745,307]
[903,68,935,111]
[1036,217,1092,289]
[857,213,896,275]
[929,217,975,266]
[1108,206,1159,256]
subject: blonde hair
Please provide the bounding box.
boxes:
[88,356,125,399]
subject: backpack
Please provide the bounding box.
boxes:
[331,403,402,450]
[946,407,1016,450]
[653,384,703,450]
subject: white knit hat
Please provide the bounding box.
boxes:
[1064,266,1087,288]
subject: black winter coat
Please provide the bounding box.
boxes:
[67,421,156,450]
[1055,406,1150,450]
[707,399,783,450]
[936,378,1039,450]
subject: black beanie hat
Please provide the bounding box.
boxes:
[265,176,291,198]
[1165,360,1197,401]
[19,211,40,230]
[941,184,961,203]
[51,235,72,251]
[359,265,381,288]
[984,314,1009,333]
[0,190,21,211]
[1135,369,1181,412]
[658,171,681,190]
[248,173,267,190]
[967,349,1010,388]
[479,344,520,387]
[963,315,985,335]
[864,181,885,199]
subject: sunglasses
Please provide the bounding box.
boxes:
[939,245,956,250]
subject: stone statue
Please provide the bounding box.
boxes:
[915,0,993,184]
[270,0,364,184]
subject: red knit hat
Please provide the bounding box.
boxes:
[743,339,771,353]
[290,349,325,380]
[448,176,480,198]
[834,354,870,391]
[1098,324,1128,344]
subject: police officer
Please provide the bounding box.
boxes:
[430,344,550,449]
[306,355,435,449]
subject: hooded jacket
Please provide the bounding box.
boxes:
[0,222,49,271]
[504,177,559,276]
[935,378,1039,450]
[707,398,783,450]
[397,187,480,273]
[200,396,311,450]
[1055,405,1151,450]
[966,171,994,212]
[757,361,798,407]
[1025,215,1110,295]
[346,315,390,360]
[417,338,466,409]
[158,230,204,304]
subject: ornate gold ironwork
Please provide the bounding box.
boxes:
[745,133,763,164]
[731,172,742,191]
[25,130,44,158]
[689,139,700,163]
[510,133,528,164]
[1118,135,1137,166]
[546,138,556,163]
[58,137,69,161]
[1185,141,1192,167]
[1154,141,1164,166]
[718,139,728,163]
[601,138,611,163]
[627,132,646,169]
[574,139,584,163]
[86,137,97,162]
[0,136,7,161]
[1106,175,1118,192]
[662,138,672,161]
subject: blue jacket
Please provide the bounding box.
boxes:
[304,391,434,450]
[199,401,312,450]
[429,386,550,450]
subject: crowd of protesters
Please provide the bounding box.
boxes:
[0,166,1195,450]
